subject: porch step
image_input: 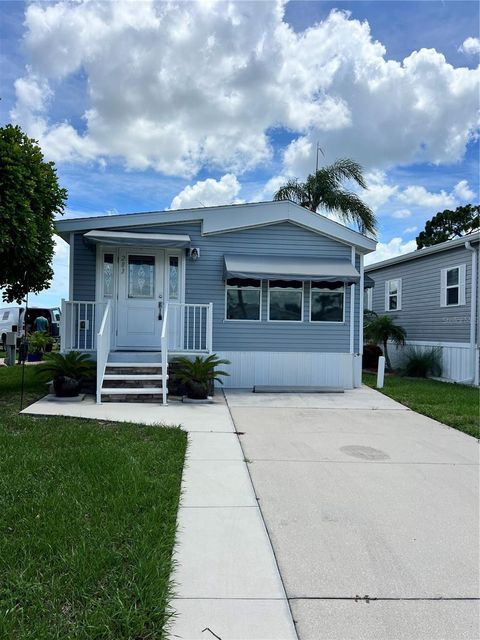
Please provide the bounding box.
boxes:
[106,362,162,368]
[104,374,165,381]
[102,387,164,395]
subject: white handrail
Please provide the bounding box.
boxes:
[96,301,111,404]
[161,302,169,405]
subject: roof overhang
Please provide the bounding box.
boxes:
[83,229,191,248]
[55,201,377,255]
[224,254,361,284]
[366,232,480,272]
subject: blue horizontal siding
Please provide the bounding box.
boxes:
[73,219,359,353]
[367,245,473,343]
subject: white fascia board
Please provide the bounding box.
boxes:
[366,232,480,272]
[55,199,377,253]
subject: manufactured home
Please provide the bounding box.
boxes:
[365,232,480,385]
[55,201,377,403]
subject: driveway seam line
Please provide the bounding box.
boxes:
[223,390,301,640]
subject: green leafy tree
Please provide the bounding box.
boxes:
[364,312,406,371]
[0,124,67,302]
[416,204,479,249]
[273,158,377,235]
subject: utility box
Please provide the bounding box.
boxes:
[5,331,17,366]
[5,331,17,347]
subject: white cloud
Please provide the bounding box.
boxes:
[252,174,288,202]
[391,208,412,219]
[10,3,479,178]
[365,237,417,265]
[398,185,456,209]
[453,179,475,201]
[403,226,417,234]
[361,170,398,211]
[170,173,243,210]
[459,37,480,55]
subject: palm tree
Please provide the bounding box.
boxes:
[273,158,377,235]
[364,312,406,371]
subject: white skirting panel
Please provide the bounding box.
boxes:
[216,351,356,389]
[388,341,473,383]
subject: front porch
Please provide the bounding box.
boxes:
[60,300,213,405]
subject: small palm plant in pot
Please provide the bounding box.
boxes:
[173,354,230,400]
[37,351,96,397]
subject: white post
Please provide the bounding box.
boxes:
[207,302,213,353]
[60,299,66,352]
[377,356,385,388]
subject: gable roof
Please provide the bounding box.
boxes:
[55,200,377,254]
[365,232,480,272]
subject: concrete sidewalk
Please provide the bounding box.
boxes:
[226,386,480,640]
[22,393,297,639]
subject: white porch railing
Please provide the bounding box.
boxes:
[96,301,111,404]
[161,302,169,406]
[167,302,213,353]
[60,300,105,352]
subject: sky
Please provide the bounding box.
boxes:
[1,0,479,308]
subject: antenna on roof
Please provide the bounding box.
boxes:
[196,200,206,207]
[315,142,325,173]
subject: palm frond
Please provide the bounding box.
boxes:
[273,180,310,207]
[320,189,377,235]
[327,158,369,189]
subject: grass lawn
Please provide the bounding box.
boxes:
[363,372,479,438]
[0,365,187,639]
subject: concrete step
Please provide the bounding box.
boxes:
[103,374,165,381]
[101,387,164,395]
[106,362,162,368]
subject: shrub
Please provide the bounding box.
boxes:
[400,346,443,378]
[173,354,230,399]
[362,343,383,370]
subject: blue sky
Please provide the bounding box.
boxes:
[1,0,479,307]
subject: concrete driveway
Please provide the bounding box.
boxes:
[225,387,480,640]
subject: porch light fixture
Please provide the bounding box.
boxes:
[188,247,200,261]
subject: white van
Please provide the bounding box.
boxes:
[0,306,61,347]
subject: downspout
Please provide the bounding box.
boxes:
[465,241,479,386]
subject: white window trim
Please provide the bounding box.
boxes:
[267,280,304,323]
[365,287,373,311]
[309,284,346,323]
[385,278,402,311]
[441,264,466,307]
[224,279,262,322]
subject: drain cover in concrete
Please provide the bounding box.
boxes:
[340,445,390,460]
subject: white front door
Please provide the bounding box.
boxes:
[116,249,164,348]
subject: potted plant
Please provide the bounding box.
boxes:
[173,354,230,400]
[26,331,50,362]
[36,351,96,397]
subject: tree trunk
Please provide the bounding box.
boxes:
[383,339,392,371]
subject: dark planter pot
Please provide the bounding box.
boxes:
[27,352,43,362]
[185,380,209,400]
[53,376,81,398]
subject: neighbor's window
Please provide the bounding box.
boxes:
[385,279,401,311]
[311,282,344,322]
[441,265,466,307]
[364,287,373,311]
[2,311,9,320]
[226,278,261,320]
[268,280,303,321]
[103,253,114,297]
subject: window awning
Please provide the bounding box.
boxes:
[224,254,361,284]
[83,229,191,248]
